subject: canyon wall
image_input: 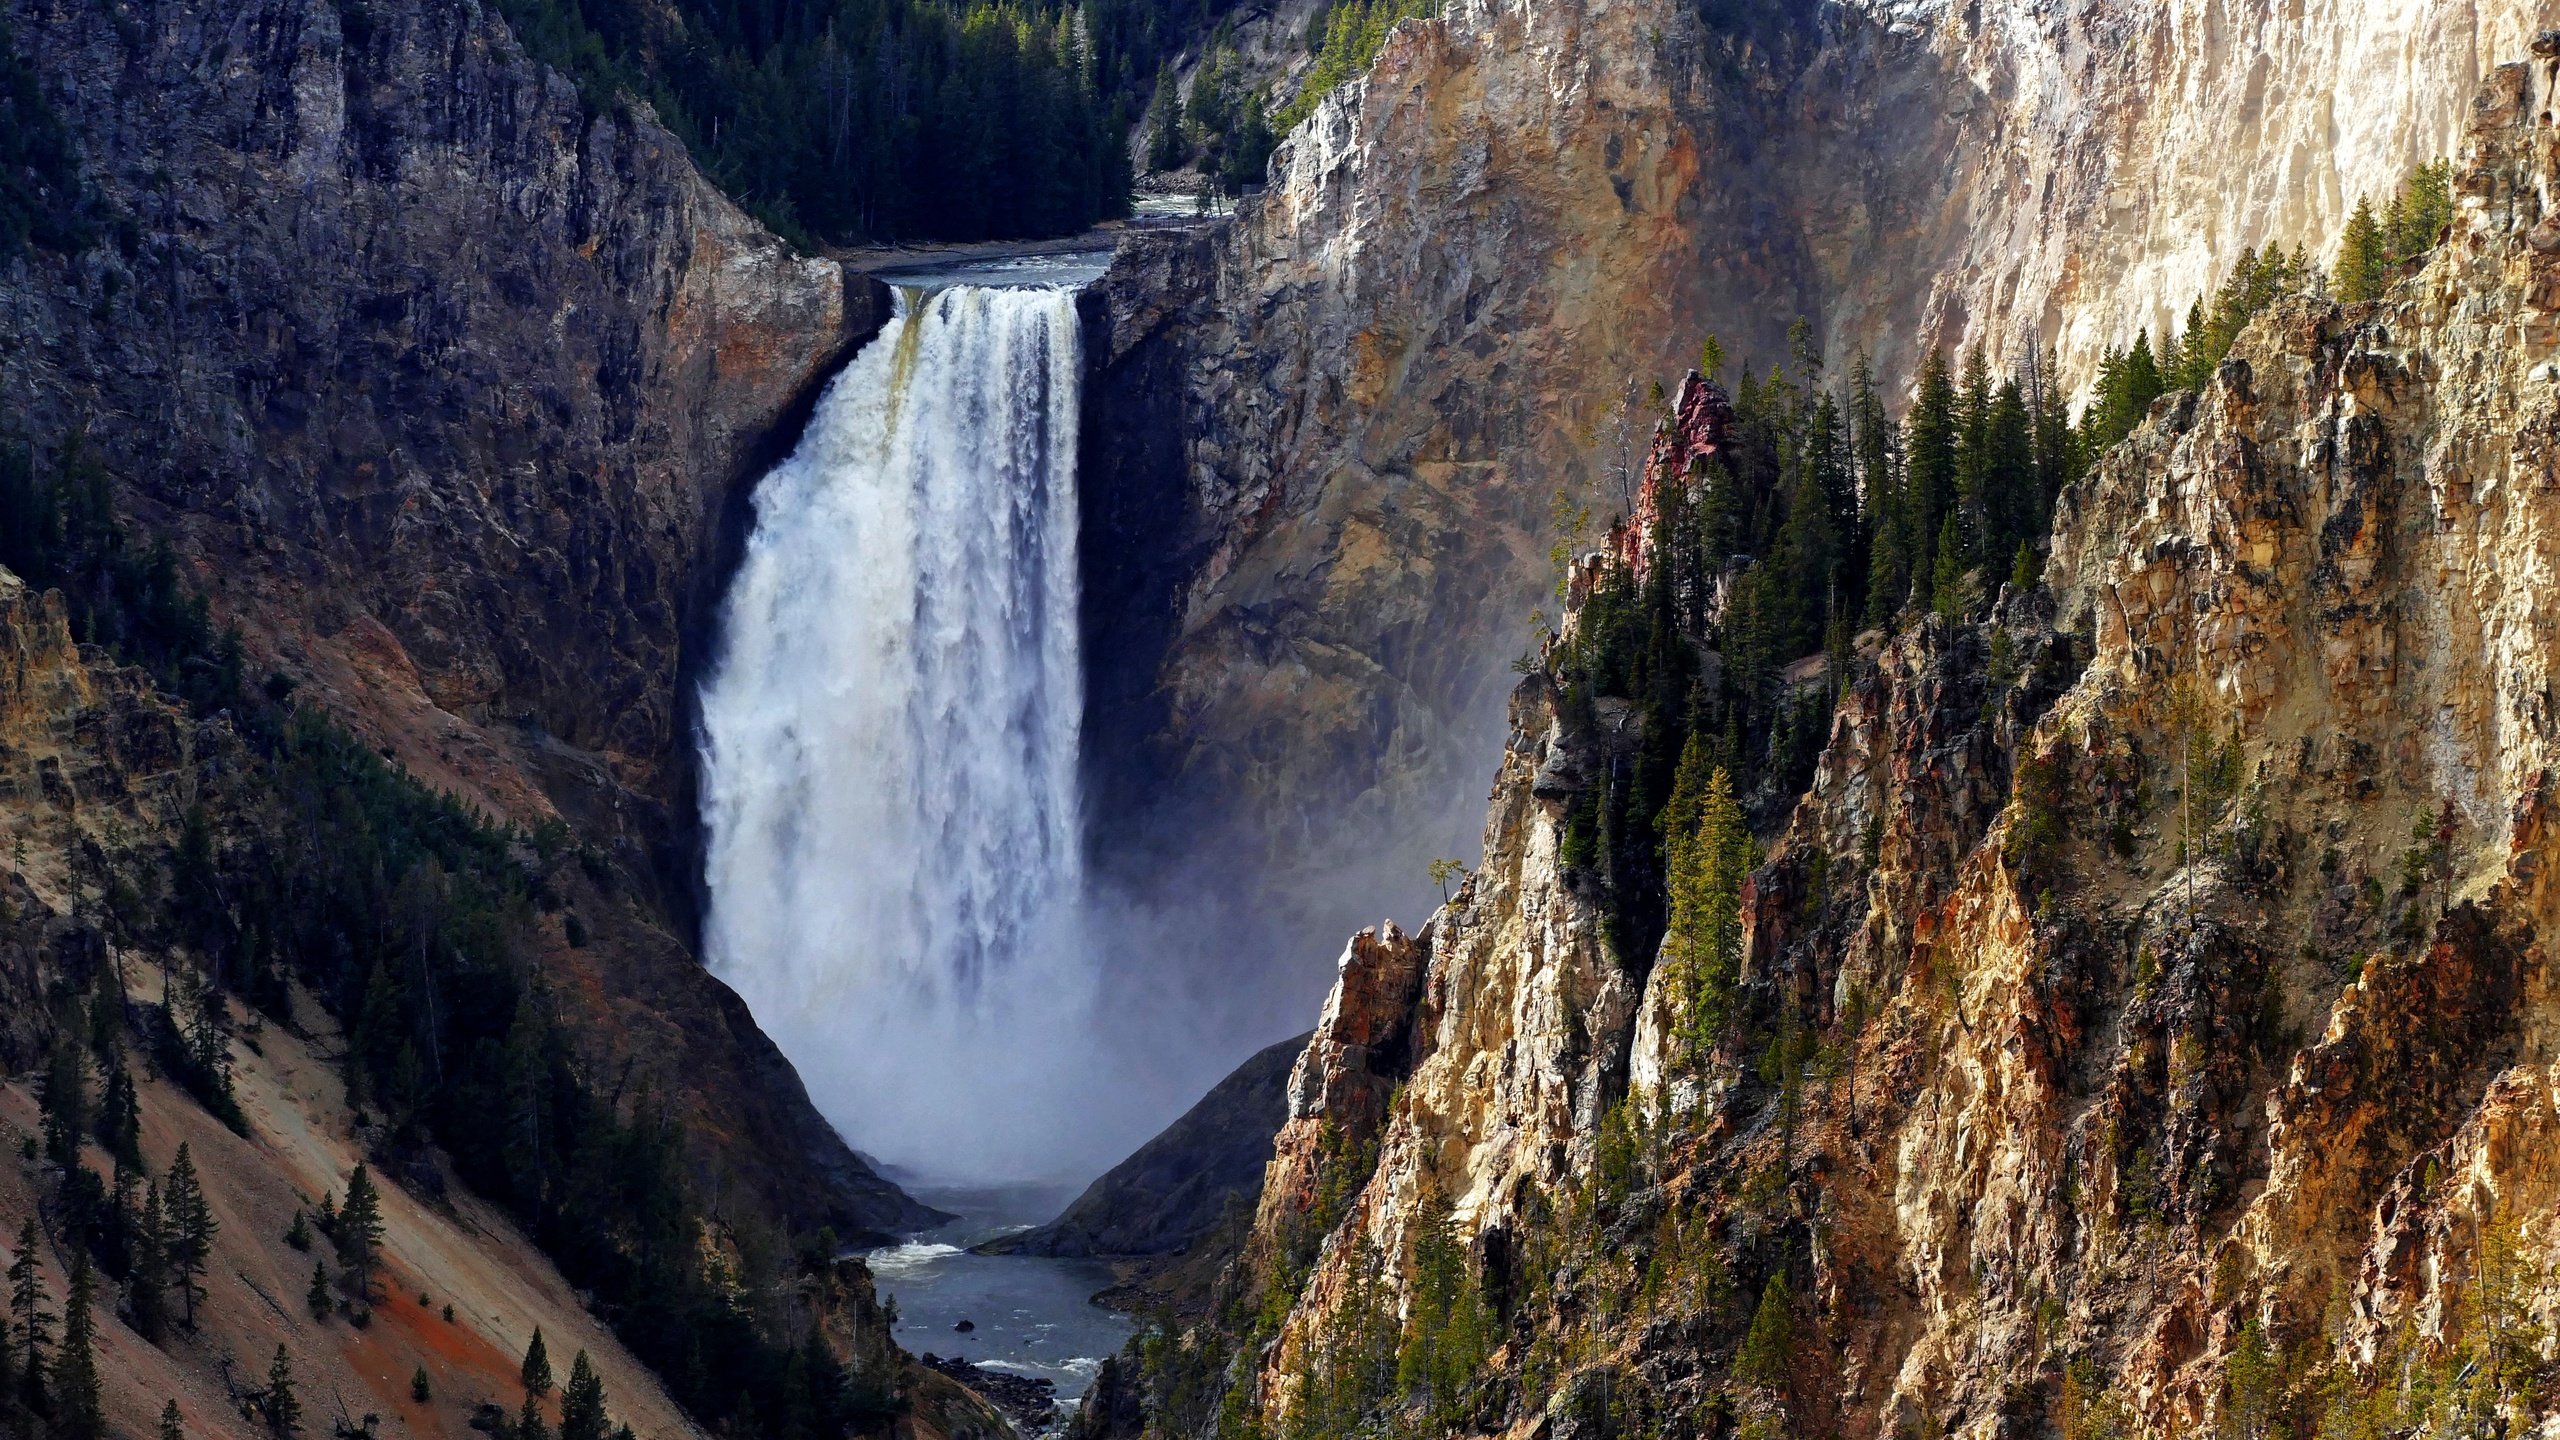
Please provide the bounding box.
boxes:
[1087,0,2560,1027]
[0,0,917,1237]
[0,0,885,880]
[1104,50,2560,1439]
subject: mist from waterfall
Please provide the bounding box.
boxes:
[700,282,1119,1184]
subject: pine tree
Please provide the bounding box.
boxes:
[128,1181,169,1342]
[306,1260,331,1320]
[1143,66,1186,172]
[1903,348,1959,601]
[97,1060,139,1165]
[1979,377,2036,567]
[2390,158,2455,258]
[40,1030,87,1167]
[411,1367,432,1404]
[516,1393,550,1440]
[558,1351,608,1440]
[335,1164,385,1302]
[1930,510,1967,620]
[52,1252,101,1440]
[521,1327,554,1399]
[2334,195,2388,303]
[1662,748,1752,1059]
[8,1219,51,1403]
[260,1345,301,1437]
[1734,1270,1796,1389]
[161,1399,185,1440]
[163,1142,215,1326]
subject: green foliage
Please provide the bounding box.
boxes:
[1662,748,1751,1058]
[2335,159,2456,304]
[52,1253,100,1440]
[128,1182,169,1341]
[161,1399,184,1440]
[411,1368,432,1404]
[0,442,244,718]
[5,459,896,1440]
[1154,48,1279,194]
[522,1328,555,1398]
[162,1144,216,1328]
[2220,1318,2280,1440]
[0,17,92,259]
[2082,330,2165,457]
[336,1165,386,1304]
[1872,345,2071,624]
[39,1030,86,1168]
[8,1220,50,1408]
[1276,0,1437,130]
[2004,741,2071,888]
[1395,1183,1493,1426]
[485,0,1154,245]
[2161,245,2310,391]
[559,1351,610,1440]
[1283,1232,1400,1440]
[259,1345,301,1437]
[1732,1271,1795,1390]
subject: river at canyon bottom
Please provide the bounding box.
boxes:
[866,1180,1136,1432]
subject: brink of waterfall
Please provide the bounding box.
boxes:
[700,282,1110,1183]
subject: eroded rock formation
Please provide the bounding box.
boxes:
[1086,0,2560,1007]
[1110,50,2560,1440]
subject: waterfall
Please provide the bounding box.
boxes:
[699,282,1099,1182]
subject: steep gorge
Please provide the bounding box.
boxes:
[1084,0,2560,1035]
[1093,48,2560,1440]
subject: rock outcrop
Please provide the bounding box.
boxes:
[1105,48,2560,1440]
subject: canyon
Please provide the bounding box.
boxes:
[1085,40,2560,1439]
[8,0,2560,1434]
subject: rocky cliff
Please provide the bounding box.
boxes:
[1094,47,2560,1440]
[0,0,884,876]
[1083,0,2560,1021]
[0,0,920,1240]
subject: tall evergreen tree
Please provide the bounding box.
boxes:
[1979,378,2037,573]
[2334,196,2388,303]
[40,1030,87,1167]
[52,1253,101,1440]
[260,1345,300,1437]
[8,1219,51,1403]
[522,1328,555,1399]
[160,1399,185,1440]
[1902,349,1959,610]
[335,1164,385,1303]
[163,1143,214,1327]
[96,1061,139,1166]
[559,1351,609,1440]
[128,1181,169,1341]
[1661,748,1752,1057]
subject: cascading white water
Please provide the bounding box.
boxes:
[699,282,1102,1182]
